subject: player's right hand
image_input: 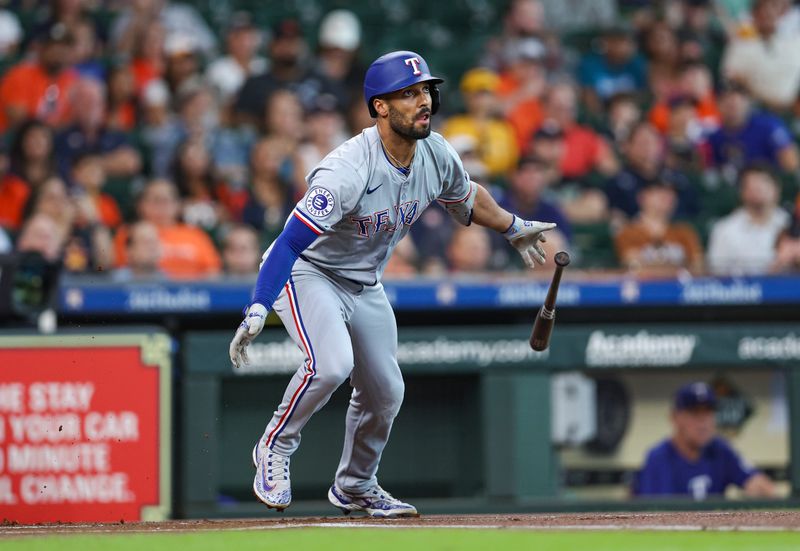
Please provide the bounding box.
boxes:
[229,303,268,369]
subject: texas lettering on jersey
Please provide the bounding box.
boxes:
[350,201,420,237]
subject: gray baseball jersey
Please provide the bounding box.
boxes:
[291,125,476,285]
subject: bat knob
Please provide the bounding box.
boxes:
[554,251,571,267]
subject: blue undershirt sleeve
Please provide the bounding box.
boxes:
[250,214,320,310]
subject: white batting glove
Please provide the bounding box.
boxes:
[503,215,557,268]
[229,303,268,369]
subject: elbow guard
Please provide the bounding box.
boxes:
[438,181,478,226]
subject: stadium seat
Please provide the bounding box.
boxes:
[572,222,618,269]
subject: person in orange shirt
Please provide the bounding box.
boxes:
[496,38,547,151]
[615,178,704,277]
[70,153,122,229]
[649,62,720,135]
[0,23,78,133]
[114,179,222,279]
[130,23,167,95]
[0,173,28,231]
[0,120,56,230]
[540,82,619,180]
[106,63,138,132]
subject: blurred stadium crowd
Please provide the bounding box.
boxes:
[0,0,799,280]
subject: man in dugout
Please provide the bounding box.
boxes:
[635,381,776,500]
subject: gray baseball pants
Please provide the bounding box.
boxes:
[258,259,404,493]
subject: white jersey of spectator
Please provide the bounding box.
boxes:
[722,30,800,109]
[707,207,790,275]
[777,4,800,35]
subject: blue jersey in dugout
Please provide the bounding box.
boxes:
[635,437,758,500]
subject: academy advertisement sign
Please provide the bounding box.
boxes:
[0,333,171,523]
[183,324,800,377]
[581,326,800,369]
[579,326,800,369]
[397,337,546,367]
[223,334,547,376]
[738,334,800,361]
[585,331,698,367]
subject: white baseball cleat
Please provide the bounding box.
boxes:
[253,449,291,511]
[328,484,418,517]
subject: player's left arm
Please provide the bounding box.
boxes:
[229,216,319,369]
[471,184,556,268]
[436,137,555,267]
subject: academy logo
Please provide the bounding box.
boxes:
[305,187,335,218]
[397,337,547,367]
[738,333,800,360]
[585,330,697,367]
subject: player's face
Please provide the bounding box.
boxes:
[673,406,716,450]
[384,82,432,140]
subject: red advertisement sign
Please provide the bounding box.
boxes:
[0,334,171,523]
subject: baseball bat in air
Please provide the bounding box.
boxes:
[529,251,571,351]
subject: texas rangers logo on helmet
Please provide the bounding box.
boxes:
[305,187,335,218]
[404,57,422,75]
[364,51,443,117]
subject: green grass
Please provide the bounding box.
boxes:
[4,529,800,551]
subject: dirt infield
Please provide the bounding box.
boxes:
[2,510,800,537]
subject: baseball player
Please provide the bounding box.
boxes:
[229,50,556,517]
[635,382,776,500]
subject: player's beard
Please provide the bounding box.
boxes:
[388,105,431,140]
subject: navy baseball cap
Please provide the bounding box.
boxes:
[674,382,717,410]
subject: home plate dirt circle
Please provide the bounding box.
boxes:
[2,511,800,537]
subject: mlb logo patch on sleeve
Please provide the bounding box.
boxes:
[306,187,335,218]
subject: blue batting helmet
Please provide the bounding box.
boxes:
[363,50,443,118]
